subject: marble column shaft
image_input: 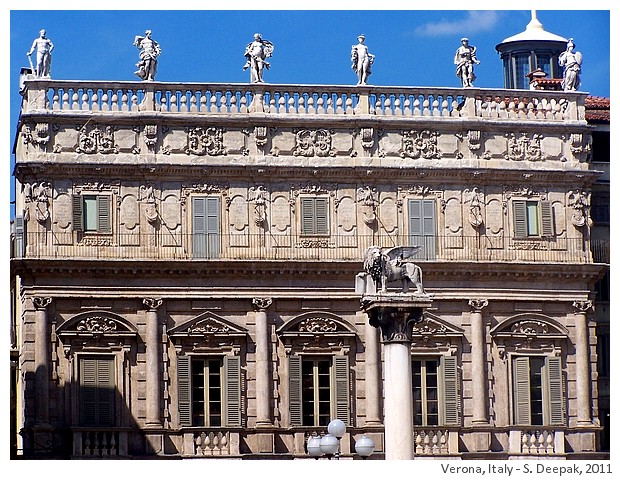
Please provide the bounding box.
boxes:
[469,299,489,425]
[33,297,52,425]
[573,301,593,425]
[253,298,272,426]
[144,298,163,427]
[363,313,382,425]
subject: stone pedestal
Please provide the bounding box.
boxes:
[361,293,432,460]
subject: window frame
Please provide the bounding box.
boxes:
[78,355,116,427]
[73,193,112,234]
[191,196,221,258]
[411,355,460,427]
[299,196,330,237]
[512,198,554,238]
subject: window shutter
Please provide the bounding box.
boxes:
[333,355,350,425]
[441,356,460,426]
[301,197,315,235]
[546,357,565,426]
[513,357,531,425]
[14,216,24,257]
[192,197,206,258]
[80,358,98,426]
[224,356,241,427]
[288,356,302,426]
[513,200,527,238]
[80,357,114,427]
[409,199,436,259]
[206,197,221,258]
[315,197,329,235]
[72,195,83,232]
[540,200,555,237]
[97,195,111,233]
[96,358,115,426]
[177,355,191,426]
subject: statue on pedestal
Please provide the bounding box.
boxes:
[454,37,480,88]
[27,29,54,77]
[133,30,161,81]
[351,35,375,85]
[362,246,424,294]
[559,38,582,91]
[243,33,274,83]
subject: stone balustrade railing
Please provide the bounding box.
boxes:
[508,428,565,455]
[72,429,128,457]
[20,78,587,122]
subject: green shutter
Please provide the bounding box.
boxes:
[409,199,436,259]
[193,197,220,258]
[206,197,221,257]
[540,200,555,237]
[315,198,329,235]
[289,356,303,426]
[177,355,191,426]
[72,195,83,232]
[14,215,24,257]
[224,356,241,427]
[333,355,350,425]
[97,195,111,233]
[80,357,115,427]
[513,357,531,425]
[301,197,315,235]
[513,200,527,238]
[441,356,460,426]
[546,357,564,426]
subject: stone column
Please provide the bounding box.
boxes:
[252,297,273,427]
[468,299,489,425]
[362,295,431,460]
[33,296,52,426]
[143,298,163,427]
[573,300,593,425]
[363,312,382,426]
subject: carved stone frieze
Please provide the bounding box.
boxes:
[296,239,332,248]
[510,320,549,335]
[188,318,231,334]
[76,316,118,333]
[76,124,119,154]
[298,318,338,332]
[505,133,544,161]
[290,182,336,198]
[293,128,336,157]
[73,181,121,195]
[185,127,226,156]
[400,130,442,159]
[23,122,51,146]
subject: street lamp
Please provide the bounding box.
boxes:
[306,419,375,460]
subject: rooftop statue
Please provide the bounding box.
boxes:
[133,30,161,81]
[454,37,480,88]
[363,246,424,294]
[27,29,54,78]
[559,38,582,91]
[351,35,375,85]
[243,33,274,83]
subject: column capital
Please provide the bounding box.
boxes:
[572,300,593,314]
[143,298,163,311]
[468,299,489,312]
[33,296,52,310]
[252,297,273,311]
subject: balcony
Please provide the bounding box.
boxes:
[14,232,593,264]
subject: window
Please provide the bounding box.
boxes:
[73,194,112,234]
[412,356,459,427]
[177,355,240,427]
[590,193,610,224]
[512,200,554,238]
[192,197,220,258]
[512,356,564,426]
[591,131,610,163]
[514,53,531,89]
[409,199,436,260]
[289,355,349,426]
[79,356,115,427]
[300,197,329,236]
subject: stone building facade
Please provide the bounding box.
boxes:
[11,78,607,459]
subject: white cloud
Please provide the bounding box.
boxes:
[415,11,501,37]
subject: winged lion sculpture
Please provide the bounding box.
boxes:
[363,246,424,294]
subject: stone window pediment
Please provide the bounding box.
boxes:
[169,311,248,354]
[277,311,356,353]
[411,312,464,351]
[491,313,568,357]
[57,311,138,338]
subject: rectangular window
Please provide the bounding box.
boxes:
[177,355,240,427]
[73,194,112,234]
[192,196,221,258]
[513,356,564,426]
[289,355,349,427]
[409,199,436,260]
[590,193,610,224]
[514,54,530,89]
[79,356,115,427]
[513,200,554,238]
[412,356,459,427]
[300,197,329,236]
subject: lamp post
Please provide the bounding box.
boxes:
[307,419,375,460]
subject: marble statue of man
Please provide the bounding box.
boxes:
[454,37,480,88]
[133,30,161,81]
[351,35,375,85]
[27,29,54,77]
[243,33,274,83]
[559,38,583,91]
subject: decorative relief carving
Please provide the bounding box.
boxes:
[33,296,52,310]
[505,133,544,161]
[572,300,593,314]
[293,128,336,157]
[252,297,272,311]
[464,188,484,228]
[143,298,163,310]
[248,185,268,226]
[76,124,119,154]
[23,122,51,146]
[510,320,548,335]
[567,190,591,228]
[400,130,442,159]
[296,239,332,248]
[76,316,118,333]
[78,237,117,246]
[185,127,226,156]
[467,129,482,151]
[290,182,336,197]
[188,318,231,334]
[468,299,489,312]
[144,124,158,151]
[357,186,379,226]
[298,318,338,332]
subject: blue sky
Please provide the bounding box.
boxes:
[4,3,613,215]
